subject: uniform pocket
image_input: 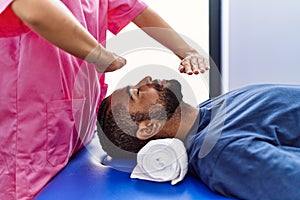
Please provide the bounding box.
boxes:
[46,99,85,166]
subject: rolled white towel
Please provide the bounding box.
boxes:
[130,138,188,185]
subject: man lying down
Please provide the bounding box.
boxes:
[97,76,300,199]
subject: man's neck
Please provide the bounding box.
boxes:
[161,102,199,141]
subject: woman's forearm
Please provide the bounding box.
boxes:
[12,0,99,59]
[132,7,196,60]
[11,0,126,72]
[133,7,209,74]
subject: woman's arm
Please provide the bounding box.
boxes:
[11,0,125,72]
[132,7,209,75]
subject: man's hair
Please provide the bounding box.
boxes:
[97,97,150,158]
[97,83,181,158]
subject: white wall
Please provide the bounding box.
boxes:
[105,0,209,106]
[222,0,300,92]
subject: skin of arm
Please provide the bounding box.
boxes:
[11,0,125,72]
[132,7,209,75]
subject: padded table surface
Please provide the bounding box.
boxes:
[35,134,232,200]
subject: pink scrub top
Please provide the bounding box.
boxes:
[0,0,147,199]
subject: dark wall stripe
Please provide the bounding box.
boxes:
[209,0,222,97]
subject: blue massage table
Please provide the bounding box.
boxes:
[35,134,232,200]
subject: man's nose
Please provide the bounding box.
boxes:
[144,76,152,84]
[138,76,152,86]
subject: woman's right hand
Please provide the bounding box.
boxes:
[86,45,126,73]
[100,52,127,73]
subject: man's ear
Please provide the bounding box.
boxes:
[136,120,164,140]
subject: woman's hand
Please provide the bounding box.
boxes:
[85,45,127,73]
[101,53,127,73]
[178,50,210,75]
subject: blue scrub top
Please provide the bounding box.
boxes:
[184,84,300,199]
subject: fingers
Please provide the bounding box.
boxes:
[197,57,210,73]
[179,59,193,75]
[103,54,127,73]
[179,54,210,75]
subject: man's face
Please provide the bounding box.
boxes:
[110,76,183,119]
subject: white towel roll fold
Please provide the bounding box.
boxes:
[130,138,188,185]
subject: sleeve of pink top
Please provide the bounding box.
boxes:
[0,0,13,13]
[107,0,147,35]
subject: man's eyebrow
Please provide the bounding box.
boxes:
[126,86,133,100]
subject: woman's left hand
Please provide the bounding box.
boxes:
[178,50,210,75]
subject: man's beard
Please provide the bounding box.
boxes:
[154,79,183,119]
